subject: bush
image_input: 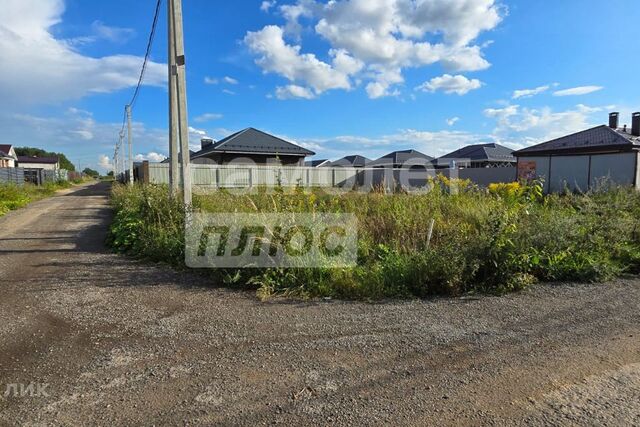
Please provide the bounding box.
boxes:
[107,182,640,300]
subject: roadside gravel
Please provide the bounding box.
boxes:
[0,183,639,425]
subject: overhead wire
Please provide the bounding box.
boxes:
[116,0,163,176]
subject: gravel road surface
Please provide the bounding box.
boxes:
[0,182,639,426]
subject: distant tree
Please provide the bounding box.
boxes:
[14,147,75,171]
[107,171,114,177]
[82,167,100,178]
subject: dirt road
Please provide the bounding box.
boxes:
[0,182,639,425]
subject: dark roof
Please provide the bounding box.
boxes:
[0,144,14,155]
[440,143,515,162]
[191,128,314,160]
[304,159,330,167]
[369,149,434,167]
[0,150,11,159]
[161,150,195,163]
[330,155,371,167]
[17,156,59,164]
[515,125,640,156]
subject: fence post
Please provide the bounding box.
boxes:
[142,161,150,184]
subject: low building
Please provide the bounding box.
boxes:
[16,156,61,185]
[369,149,434,168]
[17,156,60,170]
[514,112,640,193]
[191,128,314,166]
[439,143,515,168]
[0,144,17,168]
[330,155,371,168]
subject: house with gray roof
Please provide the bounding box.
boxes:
[330,155,371,168]
[514,112,640,193]
[439,143,515,168]
[369,149,434,168]
[304,159,331,167]
[190,128,314,166]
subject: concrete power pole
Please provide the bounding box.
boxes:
[126,105,134,185]
[169,0,192,205]
[168,0,179,197]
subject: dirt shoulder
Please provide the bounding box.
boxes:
[0,182,639,425]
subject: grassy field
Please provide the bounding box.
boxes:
[108,180,640,300]
[0,181,74,217]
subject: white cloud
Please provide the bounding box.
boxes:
[134,152,166,163]
[90,21,136,44]
[223,76,239,84]
[553,86,603,97]
[0,108,169,174]
[512,85,549,99]
[244,25,359,96]
[446,117,460,126]
[416,74,482,95]
[98,155,113,170]
[275,85,316,99]
[245,0,502,99]
[222,89,236,95]
[188,126,207,136]
[483,104,605,145]
[204,76,219,85]
[193,113,224,123]
[261,1,277,12]
[291,128,493,159]
[0,0,166,106]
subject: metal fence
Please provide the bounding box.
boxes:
[138,163,516,190]
[0,167,25,186]
[2,168,69,186]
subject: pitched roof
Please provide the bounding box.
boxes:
[369,149,434,167]
[0,150,11,159]
[304,159,330,167]
[330,155,371,167]
[515,125,640,155]
[440,143,515,162]
[0,144,15,158]
[17,156,59,164]
[192,128,314,159]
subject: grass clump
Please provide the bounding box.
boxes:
[107,180,640,300]
[0,181,72,217]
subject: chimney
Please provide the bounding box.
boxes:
[609,112,619,129]
[201,138,214,149]
[633,112,640,137]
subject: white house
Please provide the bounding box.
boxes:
[17,156,60,170]
[0,144,17,168]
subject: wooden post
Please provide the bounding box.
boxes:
[142,161,150,184]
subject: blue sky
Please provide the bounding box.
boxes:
[0,0,638,173]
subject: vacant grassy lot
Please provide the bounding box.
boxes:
[108,180,640,299]
[0,181,73,217]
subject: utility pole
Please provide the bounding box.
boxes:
[168,0,179,197]
[126,105,134,185]
[169,0,192,205]
[118,130,125,182]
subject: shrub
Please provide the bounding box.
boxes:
[107,182,640,300]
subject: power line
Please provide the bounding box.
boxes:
[115,0,163,181]
[128,0,163,109]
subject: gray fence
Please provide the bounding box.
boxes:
[0,167,25,186]
[140,163,516,190]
